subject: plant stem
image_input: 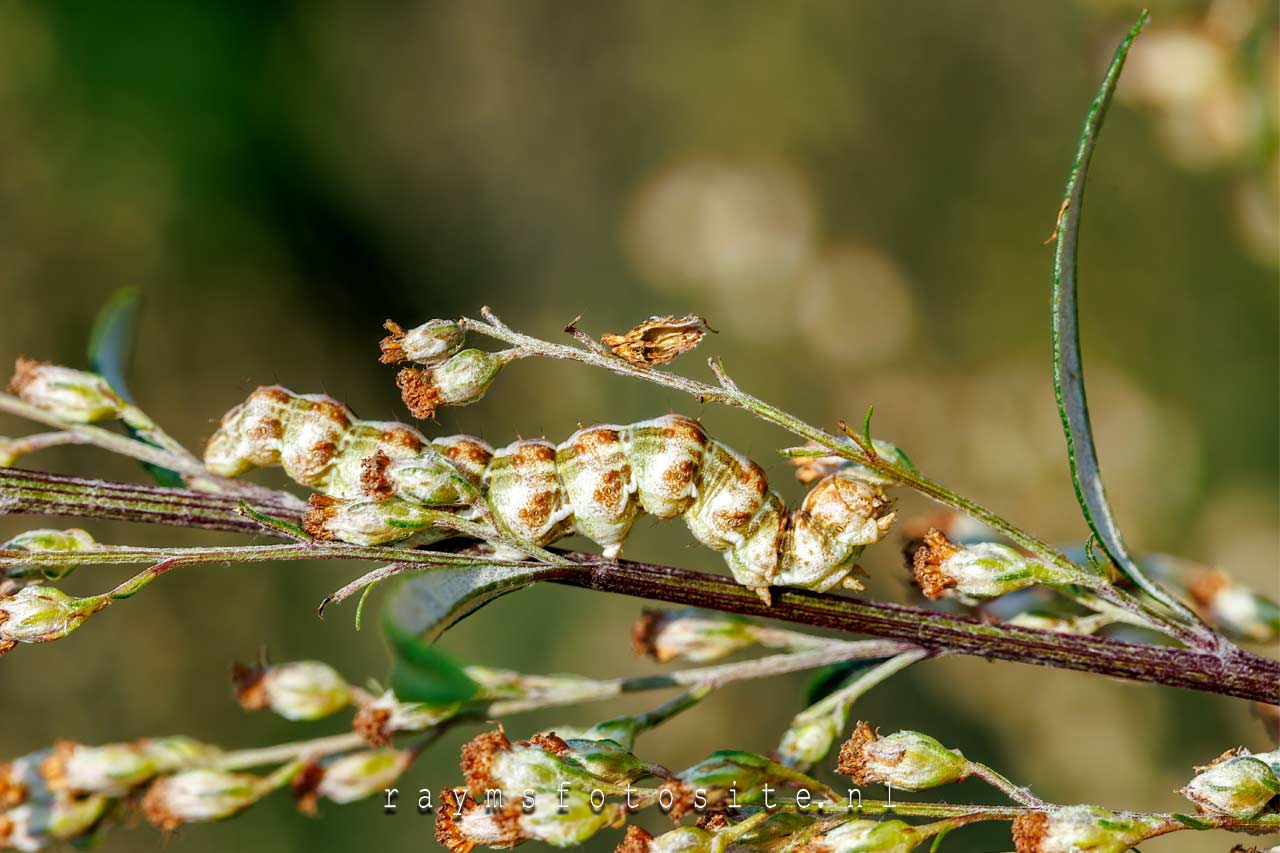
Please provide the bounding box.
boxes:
[214,732,369,771]
[4,470,1275,703]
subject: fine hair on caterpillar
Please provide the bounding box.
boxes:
[205,386,897,599]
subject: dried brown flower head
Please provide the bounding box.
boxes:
[615,824,653,853]
[1011,811,1049,853]
[910,529,960,600]
[600,315,712,366]
[460,729,512,797]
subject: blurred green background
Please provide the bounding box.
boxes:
[0,1,1276,851]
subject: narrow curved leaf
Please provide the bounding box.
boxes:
[1050,12,1201,627]
[381,562,560,643]
[382,617,479,704]
[87,288,184,487]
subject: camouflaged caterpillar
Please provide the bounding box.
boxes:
[205,387,896,599]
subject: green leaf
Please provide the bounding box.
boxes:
[803,659,880,706]
[87,288,184,487]
[381,561,558,642]
[1049,12,1201,627]
[381,615,479,704]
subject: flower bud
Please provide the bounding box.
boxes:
[1250,746,1280,776]
[0,793,109,850]
[809,819,922,853]
[789,439,912,487]
[529,732,657,786]
[2,529,96,581]
[380,319,465,365]
[617,825,713,853]
[837,722,969,791]
[1188,569,1280,643]
[0,750,51,807]
[459,730,608,799]
[630,609,758,663]
[911,531,1076,601]
[1178,753,1280,819]
[1011,805,1159,853]
[396,349,512,420]
[7,359,125,424]
[141,769,269,830]
[518,789,627,848]
[138,736,222,772]
[233,660,352,721]
[302,494,440,546]
[353,690,461,747]
[40,739,156,796]
[775,709,843,773]
[0,586,99,655]
[675,750,819,810]
[315,749,412,804]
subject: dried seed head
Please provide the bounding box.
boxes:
[630,609,757,663]
[1178,754,1280,818]
[1188,568,1280,643]
[600,314,711,366]
[41,739,157,796]
[483,440,575,546]
[776,473,895,592]
[380,319,465,365]
[0,793,109,850]
[141,769,267,830]
[397,349,510,420]
[616,824,655,853]
[836,722,969,791]
[2,528,96,581]
[315,749,412,804]
[232,660,352,721]
[459,728,603,797]
[911,531,1058,601]
[8,358,126,424]
[556,425,637,558]
[0,586,99,653]
[1011,805,1159,853]
[807,819,922,853]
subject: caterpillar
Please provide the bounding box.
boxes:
[204,386,896,598]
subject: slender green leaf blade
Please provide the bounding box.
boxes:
[382,562,559,643]
[382,617,479,704]
[87,288,184,487]
[1050,12,1201,626]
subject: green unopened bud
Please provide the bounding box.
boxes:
[1188,569,1280,643]
[140,768,273,830]
[630,609,758,663]
[1178,753,1280,819]
[353,690,461,747]
[810,819,923,853]
[676,750,819,808]
[0,793,109,850]
[0,586,100,655]
[1011,805,1161,853]
[519,789,627,848]
[912,531,1082,601]
[380,319,465,365]
[396,349,513,420]
[316,749,412,804]
[41,740,156,796]
[7,359,126,424]
[537,733,657,786]
[837,722,969,791]
[635,825,713,853]
[233,660,352,721]
[2,529,97,581]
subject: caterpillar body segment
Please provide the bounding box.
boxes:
[205,388,897,597]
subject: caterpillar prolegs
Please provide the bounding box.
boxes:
[204,387,896,597]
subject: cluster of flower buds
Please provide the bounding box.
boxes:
[1,529,97,582]
[233,659,353,722]
[1177,748,1280,819]
[379,319,516,420]
[910,530,1084,601]
[209,388,898,597]
[0,586,103,656]
[836,722,970,791]
[1011,805,1161,853]
[1187,568,1280,643]
[7,359,131,425]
